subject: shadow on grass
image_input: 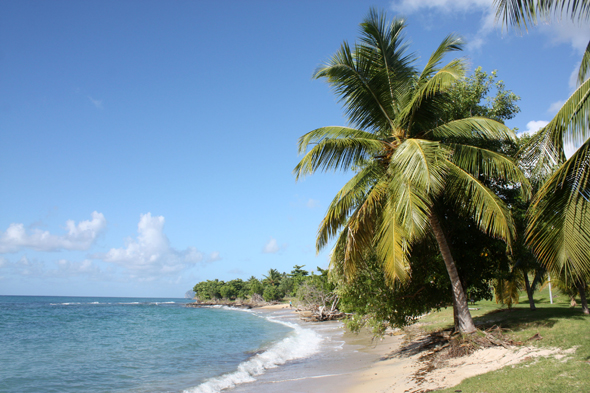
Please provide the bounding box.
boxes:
[473,305,587,332]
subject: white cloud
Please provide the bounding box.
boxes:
[208,251,222,262]
[391,0,492,14]
[548,100,566,113]
[0,212,106,253]
[391,0,496,50]
[306,198,320,208]
[538,19,590,55]
[0,255,46,277]
[391,0,590,54]
[0,255,110,280]
[523,120,549,135]
[56,259,104,277]
[263,237,280,254]
[88,96,103,109]
[98,213,204,278]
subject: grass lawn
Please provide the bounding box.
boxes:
[417,287,590,392]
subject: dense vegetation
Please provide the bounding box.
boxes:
[192,265,333,304]
[194,6,589,340]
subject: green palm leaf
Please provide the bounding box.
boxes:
[425,117,516,141]
[374,198,410,282]
[446,161,516,247]
[317,163,385,251]
[527,137,590,279]
[294,127,383,179]
[495,0,590,30]
[450,143,532,199]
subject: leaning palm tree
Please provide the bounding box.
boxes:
[294,10,529,333]
[497,0,590,283]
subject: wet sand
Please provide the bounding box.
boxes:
[247,305,567,393]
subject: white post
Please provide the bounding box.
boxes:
[548,274,553,304]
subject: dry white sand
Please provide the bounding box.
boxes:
[344,333,577,393]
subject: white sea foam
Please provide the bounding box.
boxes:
[183,318,322,393]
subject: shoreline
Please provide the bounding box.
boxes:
[245,304,569,393]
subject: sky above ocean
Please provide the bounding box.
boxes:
[1,0,588,297]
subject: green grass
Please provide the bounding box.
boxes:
[416,287,590,392]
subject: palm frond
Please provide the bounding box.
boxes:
[388,139,450,240]
[494,271,523,308]
[578,39,590,85]
[328,181,388,280]
[495,0,590,30]
[545,76,590,149]
[416,34,464,86]
[527,136,590,280]
[400,58,467,131]
[294,127,383,179]
[358,9,416,107]
[390,139,450,197]
[314,13,417,132]
[316,163,386,251]
[374,198,410,283]
[425,117,516,142]
[446,161,515,247]
[517,125,562,186]
[450,143,532,199]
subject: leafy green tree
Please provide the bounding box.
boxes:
[445,66,520,123]
[262,285,281,302]
[227,279,247,299]
[294,10,529,333]
[247,277,264,296]
[278,276,295,297]
[193,279,224,300]
[220,284,237,300]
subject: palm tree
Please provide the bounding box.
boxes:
[294,10,529,333]
[496,0,590,284]
[262,268,282,287]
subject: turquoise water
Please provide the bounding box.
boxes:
[0,296,299,393]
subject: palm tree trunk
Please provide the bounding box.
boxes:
[523,272,536,310]
[576,280,589,315]
[430,212,477,334]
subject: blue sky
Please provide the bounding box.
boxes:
[1,0,588,297]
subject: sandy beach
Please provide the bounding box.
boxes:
[251,304,574,393]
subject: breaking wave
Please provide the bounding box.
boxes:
[183,317,322,393]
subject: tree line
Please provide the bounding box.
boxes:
[192,265,333,304]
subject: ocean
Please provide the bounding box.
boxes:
[0,296,370,393]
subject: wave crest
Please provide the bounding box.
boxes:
[183,319,322,393]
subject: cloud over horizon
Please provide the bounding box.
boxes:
[97,213,206,280]
[0,212,106,253]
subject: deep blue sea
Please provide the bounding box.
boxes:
[0,296,334,393]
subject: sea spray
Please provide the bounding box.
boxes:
[184,317,322,393]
